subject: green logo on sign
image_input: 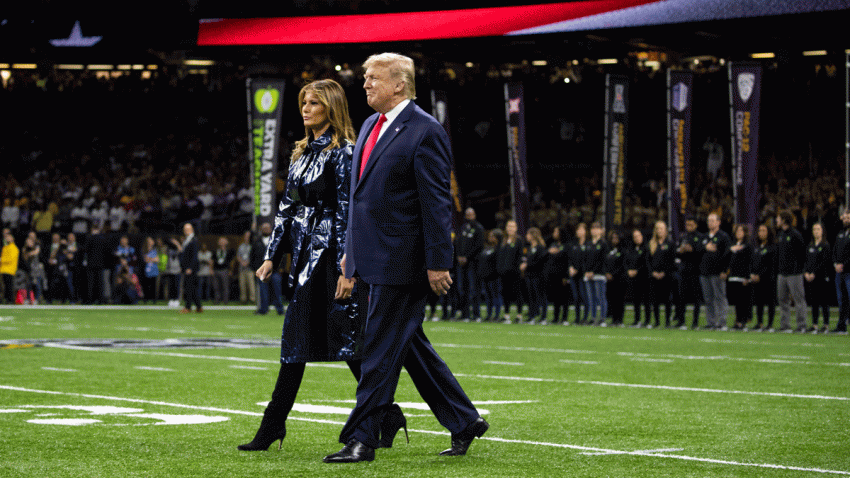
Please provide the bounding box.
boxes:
[255,88,280,113]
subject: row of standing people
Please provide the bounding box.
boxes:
[445,210,850,334]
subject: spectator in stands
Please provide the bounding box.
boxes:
[171,222,202,314]
[163,236,182,307]
[674,217,703,329]
[456,207,484,321]
[625,228,649,327]
[114,235,137,277]
[751,223,777,332]
[727,224,753,330]
[141,236,159,304]
[832,209,850,334]
[496,220,524,323]
[584,222,608,326]
[2,199,19,232]
[698,213,731,330]
[775,210,807,332]
[212,236,235,305]
[237,230,256,305]
[804,222,831,333]
[478,229,502,322]
[1,229,18,303]
[567,223,589,325]
[521,227,548,324]
[605,230,626,326]
[648,220,675,328]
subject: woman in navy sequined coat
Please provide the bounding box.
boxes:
[239,79,405,451]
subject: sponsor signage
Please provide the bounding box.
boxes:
[247,79,285,228]
[667,70,693,240]
[728,63,762,229]
[603,74,629,229]
[431,90,464,233]
[505,82,530,236]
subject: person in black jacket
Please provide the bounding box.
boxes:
[698,213,731,329]
[584,222,609,326]
[804,222,831,333]
[171,222,202,313]
[83,225,111,304]
[567,223,590,325]
[544,227,569,324]
[775,210,807,332]
[477,229,502,322]
[521,227,549,323]
[625,228,649,327]
[647,220,676,328]
[497,220,525,323]
[674,217,704,329]
[727,224,753,330]
[750,223,777,332]
[456,207,485,321]
[605,230,626,326]
[250,222,284,315]
[831,209,850,334]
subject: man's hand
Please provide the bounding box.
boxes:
[335,275,355,300]
[428,269,452,296]
[256,260,273,282]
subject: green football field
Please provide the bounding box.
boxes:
[1,305,848,477]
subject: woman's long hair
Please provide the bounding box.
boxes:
[290,79,357,162]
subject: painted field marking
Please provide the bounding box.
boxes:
[454,374,850,401]
[559,359,599,365]
[582,447,684,456]
[229,365,269,371]
[483,361,524,366]
[134,366,175,372]
[41,367,77,372]
[3,384,847,475]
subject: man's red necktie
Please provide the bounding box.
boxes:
[359,114,387,179]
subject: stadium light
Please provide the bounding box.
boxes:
[750,52,775,59]
[185,59,215,66]
[57,64,84,70]
[12,63,36,69]
[802,50,828,56]
[532,60,547,66]
[87,64,114,70]
[597,58,618,64]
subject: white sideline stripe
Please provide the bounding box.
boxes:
[454,374,850,401]
[2,384,848,476]
[483,361,524,366]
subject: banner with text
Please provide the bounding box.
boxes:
[505,82,530,236]
[667,70,693,240]
[603,74,629,230]
[247,78,285,229]
[728,63,762,228]
[431,90,464,233]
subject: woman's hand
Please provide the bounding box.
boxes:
[335,275,355,300]
[255,260,273,282]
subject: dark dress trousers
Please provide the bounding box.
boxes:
[341,101,481,449]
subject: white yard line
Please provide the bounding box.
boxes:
[1,384,847,475]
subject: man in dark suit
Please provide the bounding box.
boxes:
[324,53,488,464]
[171,222,202,313]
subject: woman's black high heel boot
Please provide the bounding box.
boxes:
[237,363,305,451]
[237,410,286,451]
[378,404,409,448]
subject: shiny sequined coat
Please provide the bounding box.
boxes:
[264,130,364,363]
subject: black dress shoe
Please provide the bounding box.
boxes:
[323,439,375,463]
[439,417,489,456]
[378,404,409,448]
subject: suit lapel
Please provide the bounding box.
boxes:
[354,102,414,193]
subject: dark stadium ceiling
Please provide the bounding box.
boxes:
[2,1,848,67]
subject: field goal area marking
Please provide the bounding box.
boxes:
[1,384,848,476]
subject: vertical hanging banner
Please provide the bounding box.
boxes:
[504,82,530,235]
[728,63,762,228]
[247,78,285,228]
[431,90,464,232]
[603,74,629,230]
[667,70,693,240]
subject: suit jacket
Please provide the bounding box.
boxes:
[345,101,453,285]
[179,236,200,274]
